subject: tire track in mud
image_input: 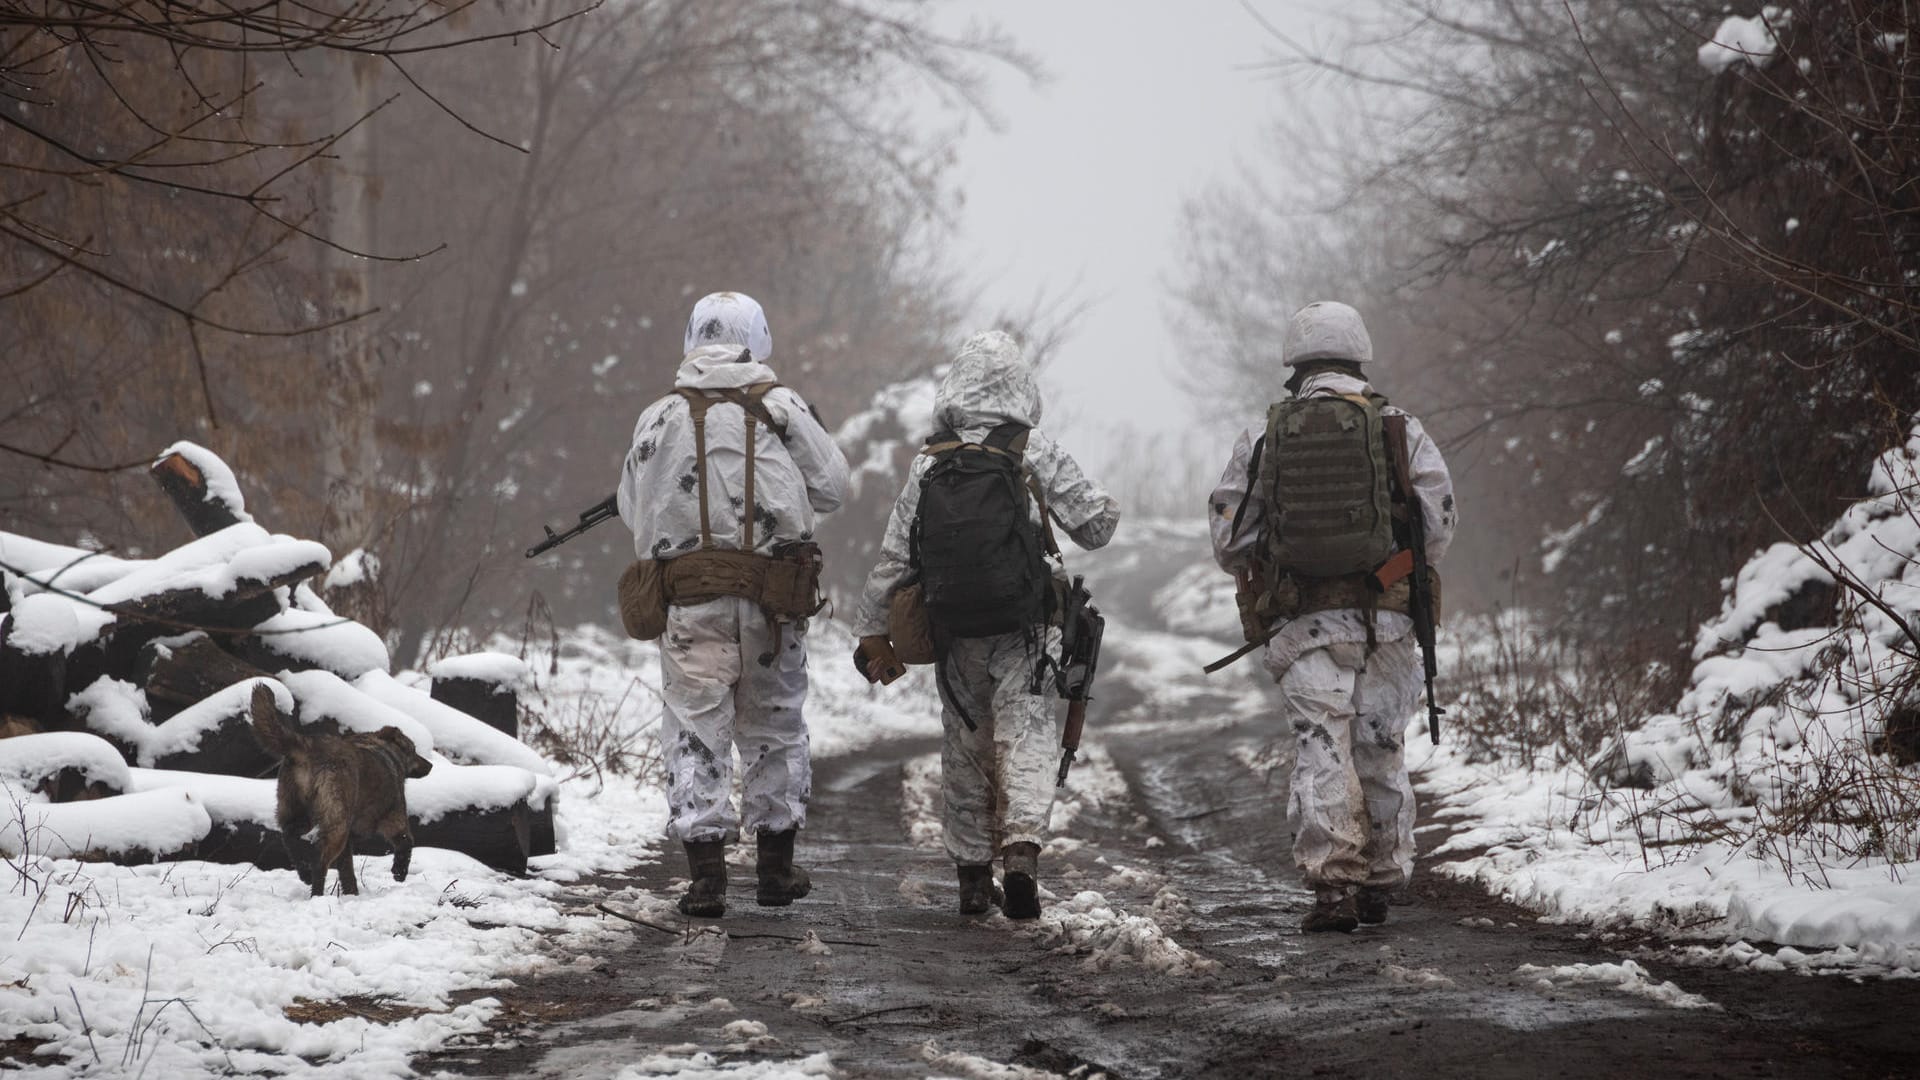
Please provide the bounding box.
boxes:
[425,716,1920,1079]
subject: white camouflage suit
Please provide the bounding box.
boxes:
[1211,367,1456,900]
[617,293,850,845]
[855,332,1120,867]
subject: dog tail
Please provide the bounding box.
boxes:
[246,682,304,758]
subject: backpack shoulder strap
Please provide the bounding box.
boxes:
[921,430,964,457]
[1225,433,1266,546]
[1025,473,1063,558]
[996,423,1059,557]
[983,422,1030,456]
[736,382,786,436]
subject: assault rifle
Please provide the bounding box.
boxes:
[1384,418,1444,744]
[526,494,618,558]
[1055,575,1105,786]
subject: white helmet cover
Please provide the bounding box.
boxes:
[1283,300,1373,367]
[684,292,773,362]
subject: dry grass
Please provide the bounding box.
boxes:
[1441,611,1672,772]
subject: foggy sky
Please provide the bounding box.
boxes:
[920,1,1343,477]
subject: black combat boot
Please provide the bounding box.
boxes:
[755,828,812,907]
[957,864,995,915]
[677,840,728,918]
[1302,890,1359,933]
[1001,841,1042,920]
[1356,886,1392,925]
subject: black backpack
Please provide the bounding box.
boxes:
[910,422,1058,639]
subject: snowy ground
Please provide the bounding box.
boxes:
[1401,432,1920,980]
[9,500,1920,1077]
[0,620,940,1078]
[1411,710,1920,978]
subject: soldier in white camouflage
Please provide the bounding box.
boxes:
[852,331,1120,919]
[1209,301,1457,932]
[617,292,849,918]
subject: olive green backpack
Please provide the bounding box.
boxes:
[1255,392,1396,578]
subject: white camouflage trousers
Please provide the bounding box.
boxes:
[1276,637,1419,897]
[658,597,811,844]
[937,628,1065,866]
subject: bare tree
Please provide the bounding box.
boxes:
[1177,0,1920,661]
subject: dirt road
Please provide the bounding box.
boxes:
[425,536,1916,1077]
[423,709,1918,1079]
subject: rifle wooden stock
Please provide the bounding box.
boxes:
[1057,698,1087,786]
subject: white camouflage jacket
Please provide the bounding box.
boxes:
[853,331,1121,637]
[617,345,849,559]
[1209,371,1457,672]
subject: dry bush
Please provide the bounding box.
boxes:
[1442,612,1675,772]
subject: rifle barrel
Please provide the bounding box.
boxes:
[525,494,619,558]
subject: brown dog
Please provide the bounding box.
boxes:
[246,684,432,896]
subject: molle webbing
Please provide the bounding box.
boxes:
[1259,391,1395,579]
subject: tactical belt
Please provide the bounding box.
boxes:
[663,380,823,623]
[1201,569,1426,674]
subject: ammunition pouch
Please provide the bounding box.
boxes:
[1235,573,1300,644]
[663,543,826,621]
[762,541,827,620]
[617,560,668,640]
[888,582,935,665]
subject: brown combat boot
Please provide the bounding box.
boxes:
[677,840,728,918]
[1001,841,1042,920]
[755,828,812,907]
[1356,886,1393,925]
[1302,891,1359,933]
[957,864,995,915]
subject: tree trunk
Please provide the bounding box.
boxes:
[319,54,383,605]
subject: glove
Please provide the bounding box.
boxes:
[854,634,906,686]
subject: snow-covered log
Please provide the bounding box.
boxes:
[0,731,130,801]
[427,652,527,738]
[355,671,550,776]
[94,537,327,658]
[2,441,571,876]
[137,634,271,715]
[150,442,251,538]
[69,677,288,777]
[230,606,391,680]
[0,601,79,726]
[0,787,211,862]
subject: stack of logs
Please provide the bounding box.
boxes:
[0,446,554,874]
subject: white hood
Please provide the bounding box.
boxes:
[684,292,773,362]
[674,344,779,390]
[933,330,1041,433]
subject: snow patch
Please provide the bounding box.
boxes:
[1515,960,1717,1009]
[916,1040,1067,1080]
[1698,9,1786,73]
[1032,890,1219,976]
